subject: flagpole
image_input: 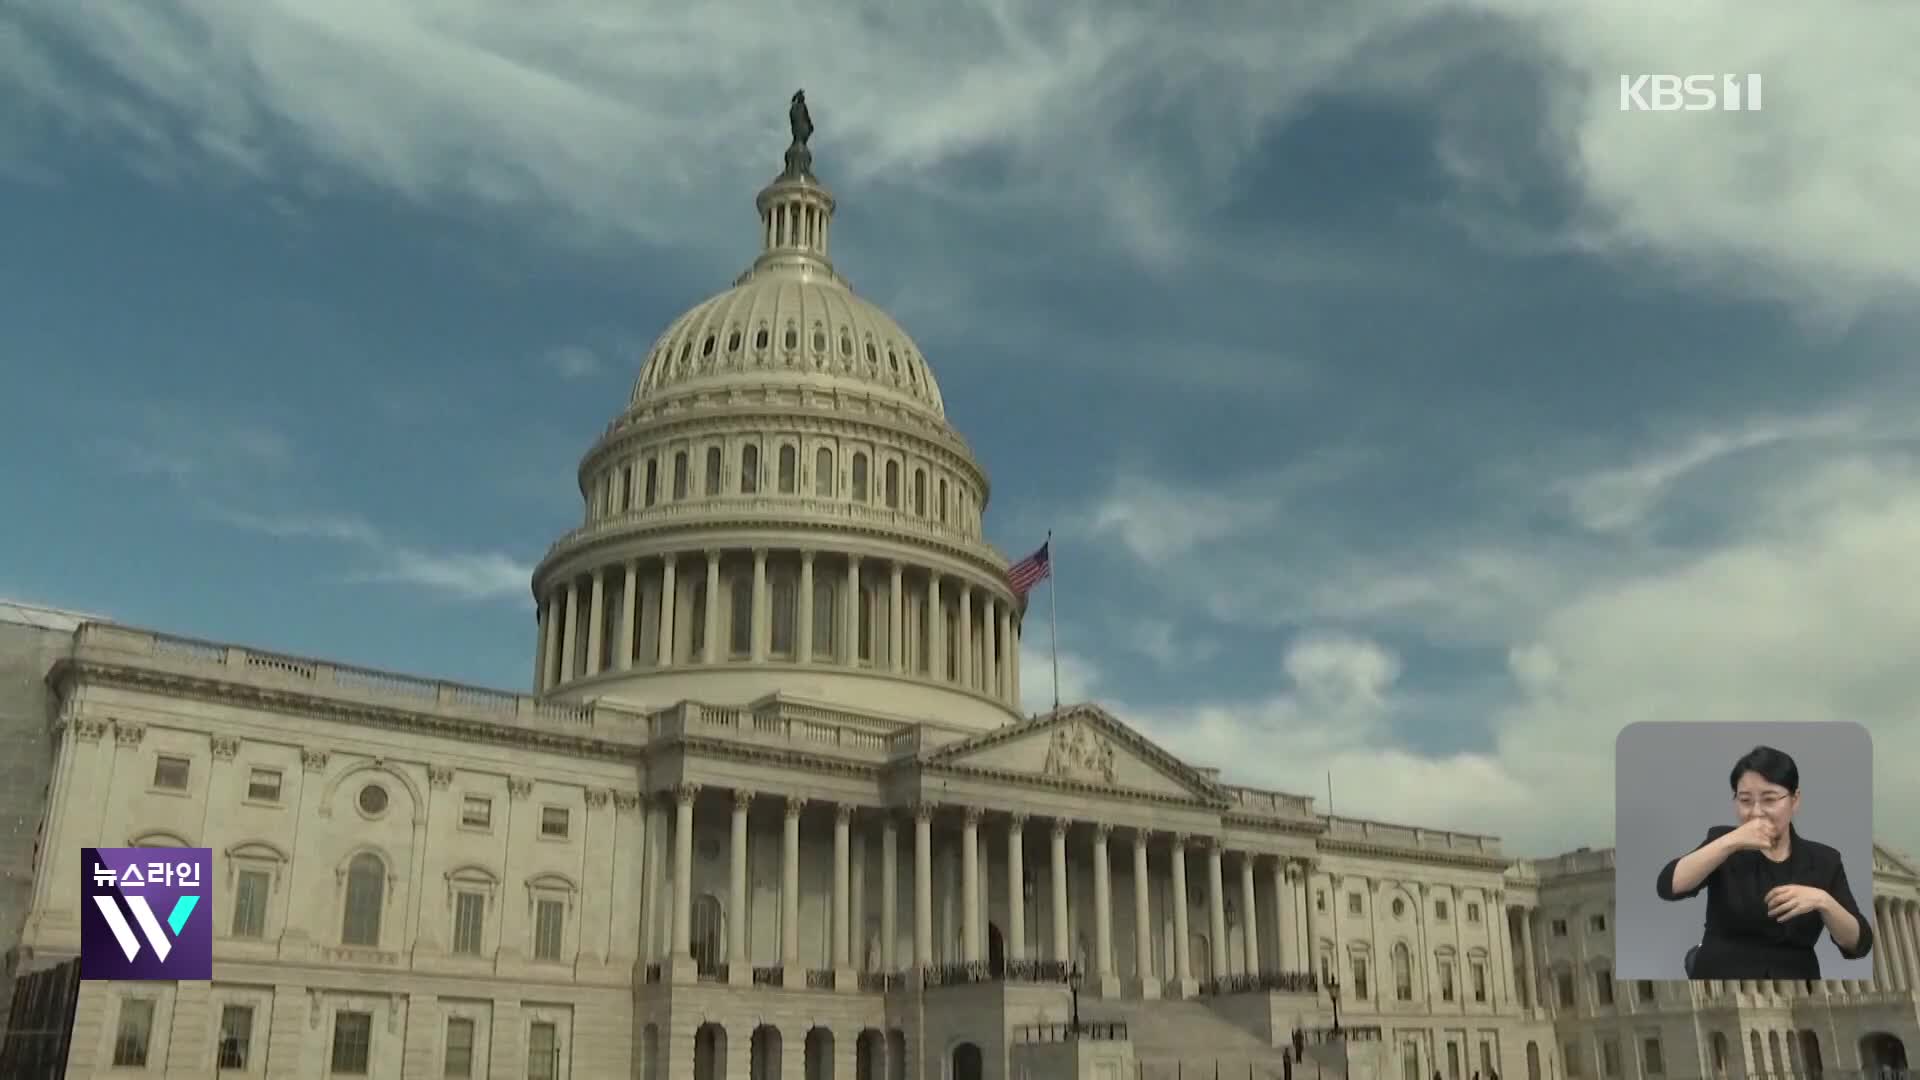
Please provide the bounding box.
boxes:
[1047,530,1060,712]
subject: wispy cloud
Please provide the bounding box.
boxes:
[109,409,533,603]
[540,343,602,380]
[5,0,1913,324]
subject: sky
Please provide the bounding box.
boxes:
[2,1,1916,861]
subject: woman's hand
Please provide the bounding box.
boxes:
[1723,818,1778,852]
[1764,884,1832,922]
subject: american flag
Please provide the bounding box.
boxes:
[1007,541,1051,598]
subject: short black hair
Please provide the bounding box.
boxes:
[1729,745,1799,793]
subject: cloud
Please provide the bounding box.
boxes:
[540,344,602,380]
[6,0,1912,324]
[1058,410,1920,858]
[1120,618,1220,670]
[107,410,533,603]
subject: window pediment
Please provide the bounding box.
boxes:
[130,830,194,849]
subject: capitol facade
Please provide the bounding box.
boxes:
[3,118,1919,1080]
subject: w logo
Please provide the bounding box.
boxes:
[91,893,200,963]
[81,847,213,981]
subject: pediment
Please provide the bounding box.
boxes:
[922,704,1225,803]
[1872,844,1917,878]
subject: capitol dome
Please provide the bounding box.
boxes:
[529,105,1025,732]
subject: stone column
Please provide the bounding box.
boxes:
[728,790,751,985]
[1007,815,1028,964]
[881,814,898,972]
[1132,831,1158,998]
[928,573,944,680]
[914,803,934,968]
[1898,902,1919,990]
[751,547,770,662]
[797,551,815,660]
[1273,859,1295,971]
[1092,824,1117,995]
[1172,835,1194,996]
[888,562,905,672]
[957,584,973,689]
[782,798,802,976]
[534,596,552,690]
[670,783,697,982]
[618,561,638,670]
[1240,853,1261,976]
[844,555,862,667]
[1519,905,1540,1011]
[656,556,677,666]
[1207,841,1229,985]
[997,605,1013,702]
[1300,861,1318,980]
[560,579,580,683]
[961,807,982,964]
[1871,898,1887,991]
[703,551,721,663]
[1488,890,1509,1008]
[585,568,605,676]
[833,803,853,975]
[1050,819,1071,964]
[982,596,997,697]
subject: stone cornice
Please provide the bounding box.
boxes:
[1221,812,1327,840]
[670,735,881,783]
[1313,835,1513,873]
[922,704,1229,805]
[54,660,644,761]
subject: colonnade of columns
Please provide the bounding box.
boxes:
[649,787,1322,996]
[533,548,1020,706]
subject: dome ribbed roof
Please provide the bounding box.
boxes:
[628,140,946,419]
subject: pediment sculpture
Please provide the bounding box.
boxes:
[1043,723,1116,784]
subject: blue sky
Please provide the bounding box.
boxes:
[3,1,1916,858]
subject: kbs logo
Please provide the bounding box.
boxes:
[1619,74,1763,112]
[81,848,213,980]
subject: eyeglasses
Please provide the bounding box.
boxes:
[1733,793,1789,810]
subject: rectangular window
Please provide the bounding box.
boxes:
[1481,1042,1494,1076]
[534,899,565,960]
[1566,1043,1583,1078]
[1590,913,1607,932]
[619,464,632,511]
[331,1011,373,1074]
[1602,1038,1620,1077]
[1552,918,1568,936]
[729,575,752,656]
[1440,959,1456,1001]
[1316,890,1326,912]
[812,578,836,660]
[644,459,657,506]
[1447,1041,1461,1080]
[1558,973,1575,1007]
[1471,960,1487,1002]
[112,998,154,1066]
[770,575,796,656]
[444,1017,476,1077]
[461,796,491,829]
[153,755,190,790]
[246,767,282,802]
[1596,969,1615,1005]
[1348,893,1363,915]
[1637,980,1655,1002]
[232,869,270,938]
[1467,902,1481,922]
[1350,955,1369,1000]
[528,1021,559,1080]
[540,807,570,840]
[217,1004,254,1069]
[1643,1038,1664,1075]
[452,892,485,955]
[858,584,874,663]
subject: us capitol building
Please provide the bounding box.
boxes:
[3,103,1918,1080]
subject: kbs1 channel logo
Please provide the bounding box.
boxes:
[81,848,213,981]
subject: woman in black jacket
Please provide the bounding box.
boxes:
[1656,746,1873,979]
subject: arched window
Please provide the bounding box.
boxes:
[938,478,948,522]
[704,447,722,496]
[815,448,834,497]
[884,461,899,509]
[672,452,689,500]
[341,852,384,946]
[1394,942,1413,1000]
[851,453,869,501]
[770,570,797,657]
[740,445,760,494]
[729,572,752,657]
[691,894,724,976]
[643,459,658,507]
[812,577,836,660]
[778,445,797,494]
[913,469,927,516]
